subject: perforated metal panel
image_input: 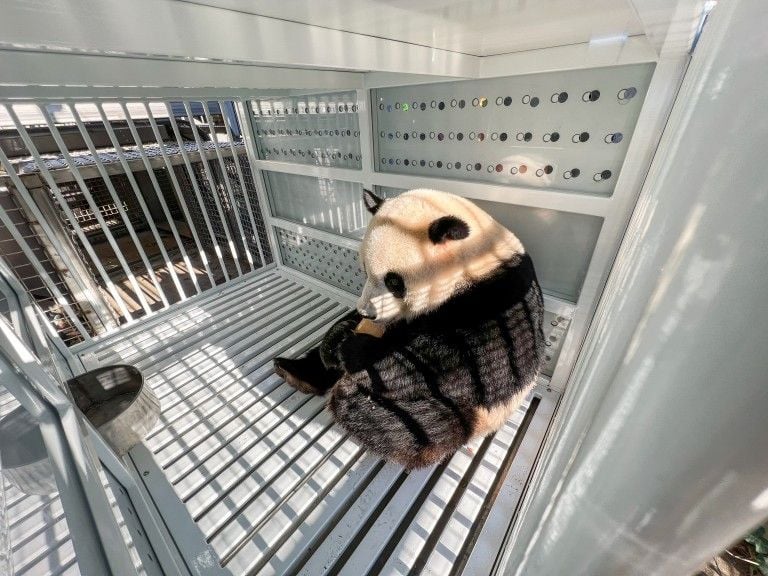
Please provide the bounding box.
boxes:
[373,63,654,195]
[250,92,362,169]
[276,227,364,293]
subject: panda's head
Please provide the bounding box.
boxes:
[357,188,525,323]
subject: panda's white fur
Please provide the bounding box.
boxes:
[357,188,525,323]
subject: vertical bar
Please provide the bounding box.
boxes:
[235,99,280,265]
[119,102,190,301]
[0,204,91,341]
[38,104,155,317]
[163,101,230,283]
[202,101,255,271]
[182,100,242,278]
[0,145,114,333]
[94,102,186,303]
[3,104,134,322]
[68,102,170,308]
[217,99,266,268]
[0,323,139,576]
[143,102,213,290]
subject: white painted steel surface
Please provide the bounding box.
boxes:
[501,1,768,574]
[74,269,556,575]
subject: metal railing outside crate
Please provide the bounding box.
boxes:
[0,98,272,346]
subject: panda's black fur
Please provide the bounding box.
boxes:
[274,250,545,469]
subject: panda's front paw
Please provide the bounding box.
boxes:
[339,333,382,372]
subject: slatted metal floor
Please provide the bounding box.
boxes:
[77,267,558,576]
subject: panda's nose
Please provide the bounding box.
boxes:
[357,307,377,320]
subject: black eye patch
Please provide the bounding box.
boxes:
[384,272,406,299]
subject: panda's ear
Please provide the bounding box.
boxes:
[428,216,470,244]
[363,189,385,215]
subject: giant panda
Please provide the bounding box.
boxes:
[274,188,545,468]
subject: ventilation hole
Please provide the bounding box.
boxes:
[583,89,601,102]
[617,87,638,101]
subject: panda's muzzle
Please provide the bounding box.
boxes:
[357,307,377,320]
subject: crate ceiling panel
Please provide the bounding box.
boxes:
[184,0,646,56]
[374,63,655,196]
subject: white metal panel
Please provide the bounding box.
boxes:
[0,0,478,77]
[184,0,646,57]
[501,1,768,574]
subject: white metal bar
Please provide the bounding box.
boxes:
[200,101,254,271]
[140,295,334,435]
[0,148,114,333]
[94,272,286,363]
[261,458,395,576]
[0,51,362,100]
[142,102,211,291]
[163,101,231,282]
[88,270,282,363]
[68,103,170,309]
[182,100,241,278]
[217,99,267,268]
[119,102,190,301]
[109,276,299,371]
[38,104,155,317]
[356,88,375,190]
[93,102,187,307]
[252,158,610,217]
[235,98,281,266]
[0,200,91,341]
[3,103,134,322]
[0,319,138,576]
[72,265,275,358]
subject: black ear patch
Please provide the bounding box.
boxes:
[384,272,406,299]
[428,216,470,244]
[363,189,385,215]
